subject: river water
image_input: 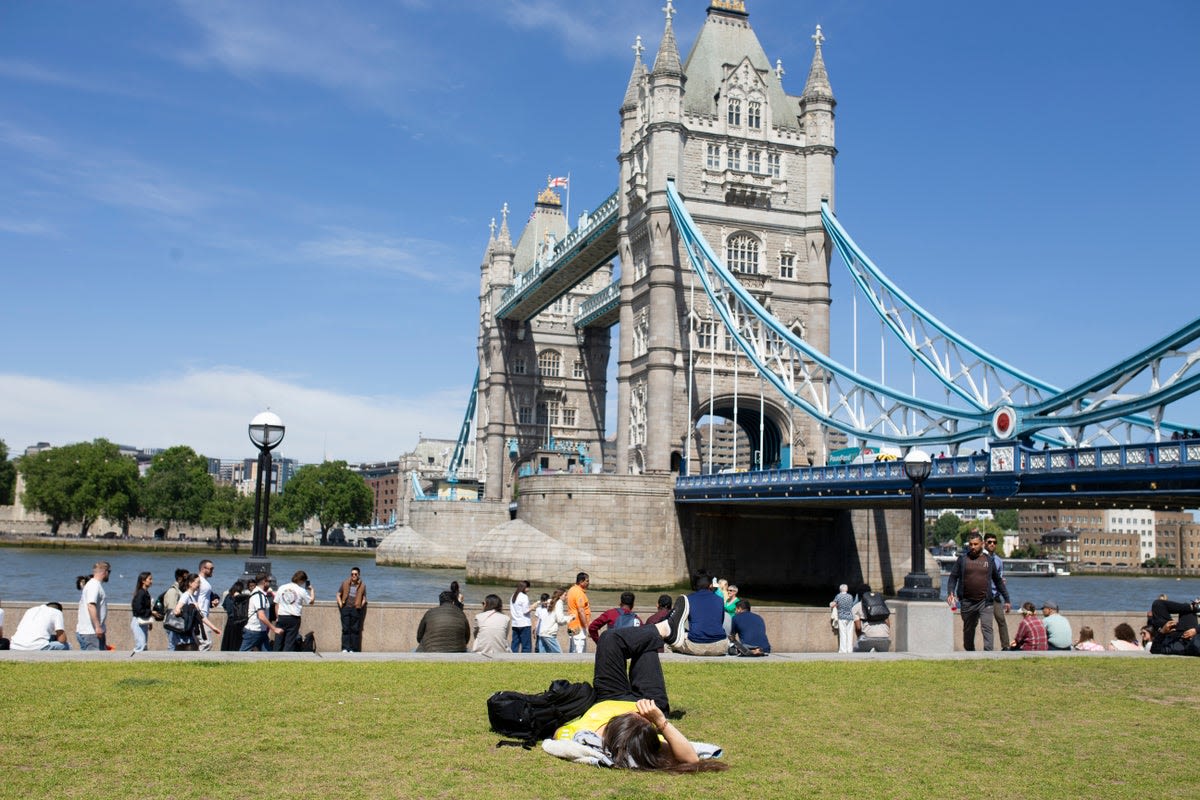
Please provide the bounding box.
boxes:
[0,547,633,609]
[2,546,1198,613]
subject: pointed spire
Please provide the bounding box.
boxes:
[802,24,833,100]
[488,217,497,242]
[652,0,683,78]
[622,35,646,111]
[497,202,512,247]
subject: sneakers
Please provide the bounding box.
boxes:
[664,594,689,648]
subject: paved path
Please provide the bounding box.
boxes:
[0,648,1140,662]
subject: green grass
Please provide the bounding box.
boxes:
[1,657,1196,799]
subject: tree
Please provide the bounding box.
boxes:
[277,460,372,544]
[931,512,963,545]
[994,509,1019,531]
[17,439,139,535]
[141,446,214,534]
[200,483,255,541]
[0,439,16,505]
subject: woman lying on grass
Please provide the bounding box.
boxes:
[545,606,727,773]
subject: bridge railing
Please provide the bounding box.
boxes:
[1021,440,1200,472]
[677,453,991,490]
[575,278,620,326]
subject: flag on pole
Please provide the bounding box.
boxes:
[549,176,569,188]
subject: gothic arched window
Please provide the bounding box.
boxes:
[727,98,741,126]
[538,349,561,377]
[747,100,762,129]
[726,233,760,274]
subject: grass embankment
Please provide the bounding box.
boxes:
[1,658,1195,799]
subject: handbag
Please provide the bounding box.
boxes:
[163,609,188,633]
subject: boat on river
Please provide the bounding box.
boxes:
[935,555,1070,577]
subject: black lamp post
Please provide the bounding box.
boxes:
[244,411,285,583]
[897,448,939,600]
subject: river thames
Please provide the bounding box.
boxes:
[1,546,1197,613]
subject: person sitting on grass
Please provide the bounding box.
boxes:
[543,610,727,772]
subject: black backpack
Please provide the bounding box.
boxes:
[861,591,891,623]
[487,679,595,746]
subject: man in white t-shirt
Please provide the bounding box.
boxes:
[196,559,218,651]
[240,573,283,652]
[76,561,110,650]
[11,602,70,650]
[273,570,315,652]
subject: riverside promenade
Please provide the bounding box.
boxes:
[0,598,1150,655]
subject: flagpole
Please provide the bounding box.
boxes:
[564,172,571,225]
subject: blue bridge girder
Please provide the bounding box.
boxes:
[495,191,620,324]
[675,438,1200,509]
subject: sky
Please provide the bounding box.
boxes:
[2,0,1198,465]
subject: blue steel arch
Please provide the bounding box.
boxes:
[668,180,1200,449]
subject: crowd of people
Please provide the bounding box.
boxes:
[415,571,772,657]
[4,558,1195,660]
[1,559,366,653]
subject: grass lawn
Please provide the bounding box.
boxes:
[1,656,1196,799]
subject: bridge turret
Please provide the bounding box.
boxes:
[800,25,837,211]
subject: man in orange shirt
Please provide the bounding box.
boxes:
[565,571,591,653]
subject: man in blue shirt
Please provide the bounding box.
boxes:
[984,534,1011,650]
[665,574,729,656]
[730,599,771,655]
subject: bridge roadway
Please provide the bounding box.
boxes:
[675,438,1200,509]
[495,191,620,324]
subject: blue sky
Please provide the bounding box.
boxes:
[2,0,1198,464]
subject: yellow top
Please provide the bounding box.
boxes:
[553,700,638,741]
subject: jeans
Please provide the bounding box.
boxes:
[537,635,562,653]
[511,626,532,653]
[592,625,670,714]
[340,606,365,652]
[855,636,891,652]
[240,628,272,652]
[166,630,182,651]
[131,618,150,652]
[569,631,587,653]
[959,597,993,651]
[42,641,70,650]
[76,633,103,651]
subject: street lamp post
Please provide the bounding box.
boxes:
[897,448,939,600]
[244,411,285,583]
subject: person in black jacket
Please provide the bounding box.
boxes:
[130,572,154,652]
[416,590,471,652]
[945,531,1010,650]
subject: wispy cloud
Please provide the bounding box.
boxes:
[0,217,58,236]
[294,227,473,287]
[0,58,152,99]
[170,0,441,116]
[0,122,210,217]
[0,368,464,464]
[492,0,672,61]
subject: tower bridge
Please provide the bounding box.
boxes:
[378,1,1200,597]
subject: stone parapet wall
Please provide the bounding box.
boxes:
[0,600,1147,655]
[469,473,688,589]
[376,500,510,568]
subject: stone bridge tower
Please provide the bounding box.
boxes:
[476,189,614,500]
[615,1,835,476]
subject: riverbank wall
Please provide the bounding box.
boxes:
[0,599,1149,655]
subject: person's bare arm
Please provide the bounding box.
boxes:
[635,699,698,765]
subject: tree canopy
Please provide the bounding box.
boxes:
[277,460,372,544]
[141,446,214,533]
[200,483,255,541]
[17,439,139,535]
[0,439,16,505]
[994,509,1019,531]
